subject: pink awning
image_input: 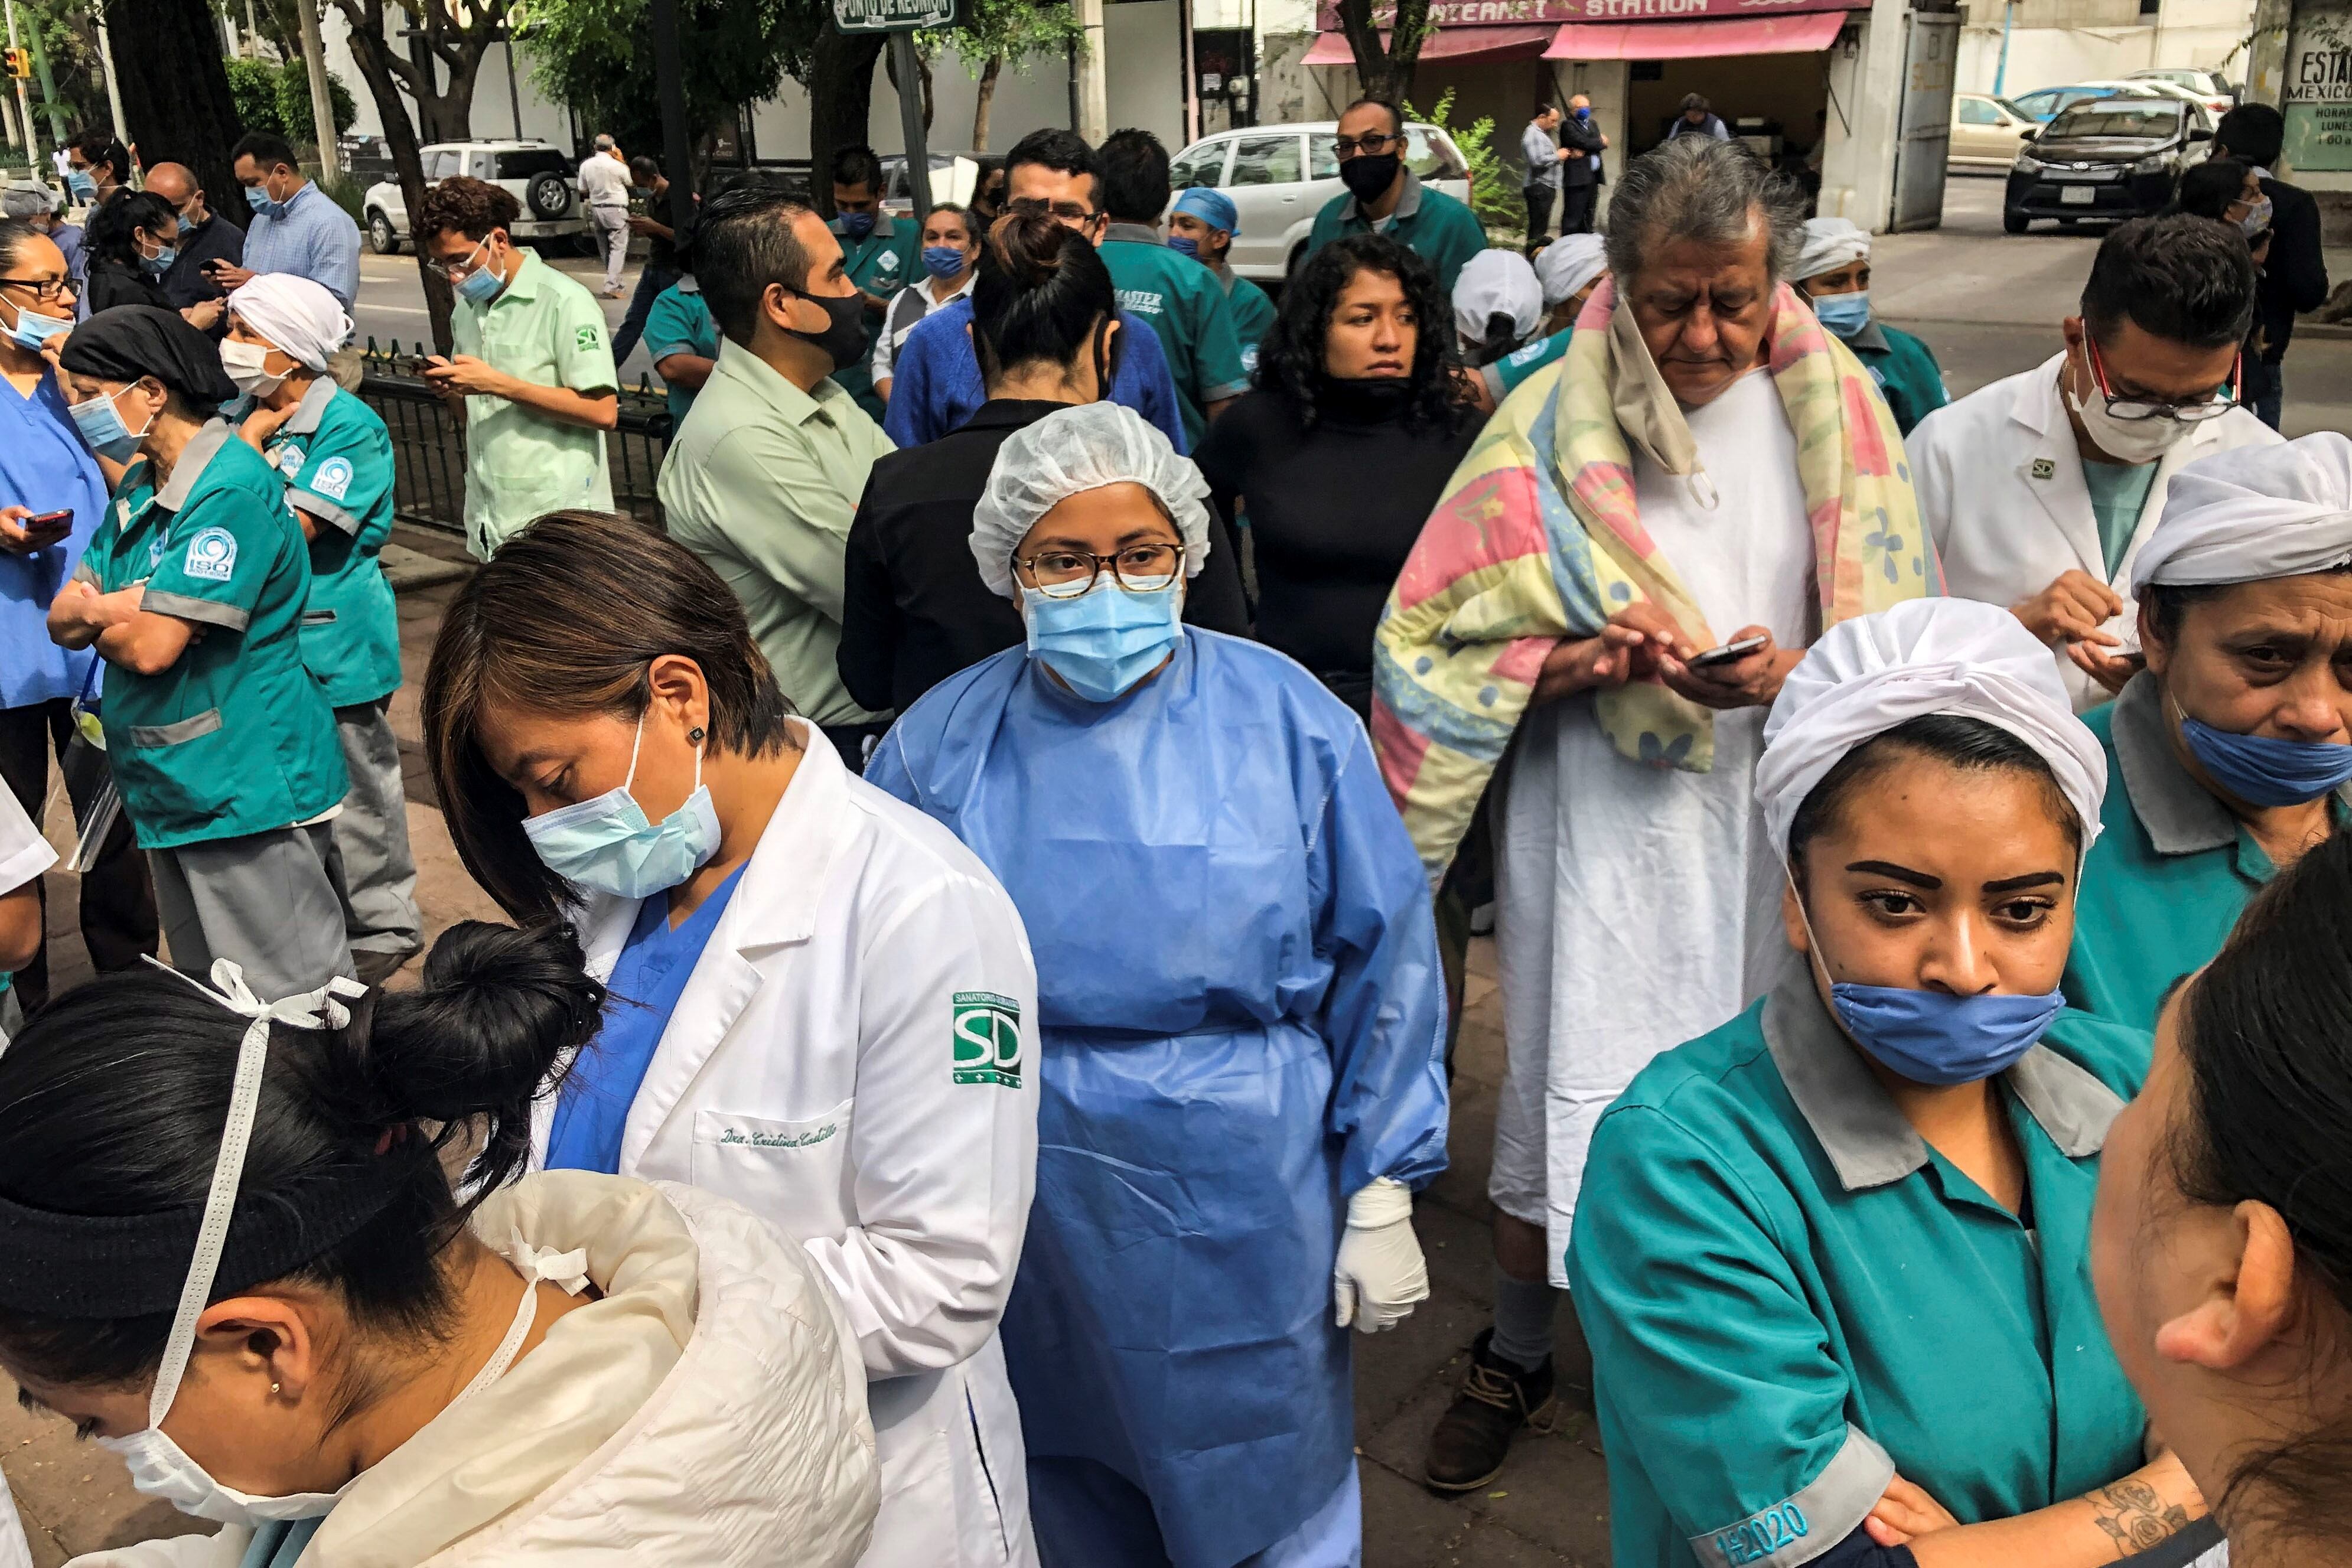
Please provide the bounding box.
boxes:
[1303,24,1559,64]
[1542,9,1846,58]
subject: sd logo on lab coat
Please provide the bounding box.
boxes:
[953,991,1023,1087]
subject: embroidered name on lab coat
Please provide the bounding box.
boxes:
[716,1122,839,1149]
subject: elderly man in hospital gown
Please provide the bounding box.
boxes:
[1373,133,1931,1493]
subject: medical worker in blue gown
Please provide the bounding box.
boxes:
[868,399,1451,1568]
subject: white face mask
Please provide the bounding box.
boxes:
[219,340,286,400]
[2064,342,2193,466]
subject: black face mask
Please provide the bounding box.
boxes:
[786,289,868,370]
[1339,153,1402,204]
[1321,375,1414,422]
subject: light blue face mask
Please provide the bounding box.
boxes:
[520,712,721,900]
[66,169,96,203]
[69,386,149,463]
[1166,234,1200,259]
[453,240,507,305]
[2178,707,2352,807]
[1023,578,1184,703]
[1811,289,1871,341]
[141,245,177,277]
[4,296,71,352]
[245,185,275,217]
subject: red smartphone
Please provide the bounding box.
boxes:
[22,508,71,536]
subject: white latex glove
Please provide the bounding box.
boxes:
[1333,1176,1429,1334]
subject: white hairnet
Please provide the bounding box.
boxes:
[1757,598,2106,856]
[1796,217,1871,282]
[2130,432,2352,592]
[969,400,1215,599]
[226,273,353,374]
[1451,250,1543,346]
[1,181,53,222]
[1533,234,1608,308]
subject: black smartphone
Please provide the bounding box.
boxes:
[25,508,71,531]
[1688,634,1768,670]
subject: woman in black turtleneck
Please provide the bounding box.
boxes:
[1191,232,1480,721]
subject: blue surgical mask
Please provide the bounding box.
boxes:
[244,186,273,216]
[922,245,967,280]
[521,713,721,900]
[176,212,196,237]
[69,386,149,463]
[1575,106,1591,120]
[141,245,177,277]
[839,210,876,240]
[4,296,71,352]
[454,244,507,305]
[1022,579,1184,702]
[66,169,95,202]
[1166,234,1200,259]
[2178,709,2352,807]
[1812,290,1871,340]
[1829,982,2063,1087]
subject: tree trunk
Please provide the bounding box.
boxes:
[1333,0,1430,103]
[100,0,243,224]
[809,27,884,220]
[972,53,1002,151]
[334,0,455,353]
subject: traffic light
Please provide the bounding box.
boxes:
[1,50,28,81]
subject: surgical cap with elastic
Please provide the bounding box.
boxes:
[1451,250,1542,345]
[1533,233,1607,308]
[1,181,53,222]
[2130,432,2352,593]
[227,273,353,374]
[970,400,1216,598]
[1172,187,1239,237]
[1757,598,2107,856]
[1796,217,1871,282]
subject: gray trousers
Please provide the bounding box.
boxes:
[329,699,422,961]
[150,822,355,997]
[591,204,630,291]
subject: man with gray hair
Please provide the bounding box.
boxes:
[1378,133,1930,1492]
[579,132,634,298]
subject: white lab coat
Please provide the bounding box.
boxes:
[535,722,1043,1568]
[1911,351,2282,710]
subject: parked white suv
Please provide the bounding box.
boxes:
[1169,120,1473,282]
[363,140,588,255]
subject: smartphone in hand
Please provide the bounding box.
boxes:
[1686,634,1769,671]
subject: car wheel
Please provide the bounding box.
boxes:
[526,172,571,221]
[367,210,400,255]
[2003,208,2029,234]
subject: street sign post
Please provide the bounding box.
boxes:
[832,0,953,226]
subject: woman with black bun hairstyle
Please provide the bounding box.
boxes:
[0,924,879,1567]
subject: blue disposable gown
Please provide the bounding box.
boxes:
[868,628,1449,1568]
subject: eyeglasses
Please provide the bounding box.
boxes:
[1331,132,1400,158]
[1014,543,1184,599]
[1005,197,1099,225]
[2083,335,2240,423]
[438,236,494,282]
[0,276,70,302]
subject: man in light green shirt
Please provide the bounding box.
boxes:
[417,177,618,560]
[657,183,896,768]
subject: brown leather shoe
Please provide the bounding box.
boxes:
[1423,1328,1558,1492]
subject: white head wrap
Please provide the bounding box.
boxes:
[225,273,353,374]
[2129,432,2352,593]
[1757,598,2107,856]
[969,400,1214,599]
[1451,250,1543,347]
[1533,233,1608,308]
[1795,217,1872,282]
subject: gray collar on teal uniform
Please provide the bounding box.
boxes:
[676,272,700,294]
[154,419,237,511]
[830,210,895,240]
[280,373,338,438]
[1106,221,1161,246]
[1761,959,2125,1192]
[1210,260,1237,292]
[1847,317,1891,356]
[1341,168,1423,226]
[2112,670,2352,854]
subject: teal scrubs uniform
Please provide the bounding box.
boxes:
[1220,268,1278,377]
[1568,963,2152,1568]
[262,378,400,709]
[830,213,917,423]
[1480,323,1572,406]
[1102,225,1252,448]
[1303,171,1487,295]
[2083,459,2159,578]
[79,425,347,850]
[1845,319,1949,436]
[2065,672,2346,1029]
[643,275,720,425]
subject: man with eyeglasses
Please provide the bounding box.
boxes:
[1914,213,2282,710]
[1303,97,1487,294]
[141,163,243,329]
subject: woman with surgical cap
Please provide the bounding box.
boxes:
[1795,216,1948,434]
[1451,247,1543,367]
[226,273,421,984]
[1475,232,1608,408]
[2063,432,2352,1030]
[868,399,1450,1568]
[1568,596,2217,1568]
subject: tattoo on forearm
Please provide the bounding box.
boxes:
[2087,1478,2191,1557]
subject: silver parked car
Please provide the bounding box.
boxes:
[1168,120,1473,282]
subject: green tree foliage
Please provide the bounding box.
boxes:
[1408,88,1517,233]
[516,0,806,161]
[920,0,1081,151]
[223,53,356,142]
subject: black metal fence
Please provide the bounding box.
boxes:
[355,340,675,536]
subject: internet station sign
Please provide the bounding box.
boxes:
[1313,0,1864,25]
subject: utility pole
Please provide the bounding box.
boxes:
[649,0,695,242]
[296,0,340,181]
[93,9,127,142]
[22,11,63,150]
[3,0,38,171]
[1074,0,1106,144]
[891,30,930,223]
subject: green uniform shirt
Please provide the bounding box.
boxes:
[1568,963,2151,1568]
[77,427,348,850]
[829,213,917,423]
[1480,322,1573,406]
[451,248,617,560]
[657,338,894,728]
[1303,171,1487,295]
[262,378,401,709]
[2065,672,2346,1029]
[643,275,721,426]
[2081,459,2160,579]
[1846,320,1950,438]
[1220,268,1278,377]
[1102,226,1252,448]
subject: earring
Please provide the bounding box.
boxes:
[688,725,706,744]
[269,1382,281,1396]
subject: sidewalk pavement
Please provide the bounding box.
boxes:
[1,527,1609,1567]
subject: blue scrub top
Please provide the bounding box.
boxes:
[0,369,109,709]
[545,863,747,1174]
[879,296,1190,454]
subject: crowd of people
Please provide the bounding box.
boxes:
[0,91,2343,1568]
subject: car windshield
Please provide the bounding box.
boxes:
[494,149,571,180]
[2045,100,2181,139]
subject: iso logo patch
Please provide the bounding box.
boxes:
[951,990,1022,1088]
[182,526,237,582]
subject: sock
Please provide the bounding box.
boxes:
[1488,1267,1561,1375]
